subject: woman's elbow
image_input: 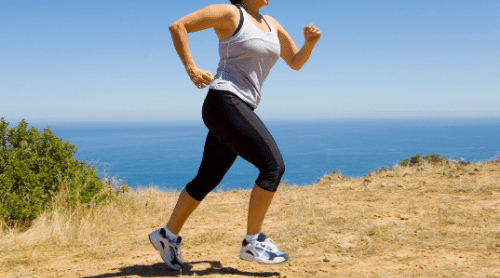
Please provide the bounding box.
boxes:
[169,21,182,33]
[290,64,302,71]
[288,58,304,71]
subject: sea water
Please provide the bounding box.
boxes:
[41,117,500,191]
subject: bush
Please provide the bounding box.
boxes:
[410,154,421,165]
[374,166,391,174]
[423,153,448,164]
[0,118,110,226]
[398,158,410,167]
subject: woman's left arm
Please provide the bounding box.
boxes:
[266,16,321,71]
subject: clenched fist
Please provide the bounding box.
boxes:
[304,24,321,45]
[187,66,214,89]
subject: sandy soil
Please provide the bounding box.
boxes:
[2,160,500,277]
[5,232,500,278]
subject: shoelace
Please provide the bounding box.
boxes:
[256,238,279,252]
[164,236,183,261]
[171,241,183,261]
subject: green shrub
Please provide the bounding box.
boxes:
[398,158,410,167]
[423,153,448,163]
[0,118,110,226]
[410,154,421,165]
[374,166,391,174]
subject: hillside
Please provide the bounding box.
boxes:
[1,159,500,277]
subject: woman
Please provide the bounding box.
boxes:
[149,0,321,270]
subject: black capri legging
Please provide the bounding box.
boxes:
[185,89,285,201]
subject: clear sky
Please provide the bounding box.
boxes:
[1,0,499,124]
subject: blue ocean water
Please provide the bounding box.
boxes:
[44,117,500,191]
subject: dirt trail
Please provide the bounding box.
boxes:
[7,236,499,277]
[2,161,500,277]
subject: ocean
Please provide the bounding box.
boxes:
[42,117,500,191]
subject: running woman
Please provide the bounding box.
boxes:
[149,0,321,270]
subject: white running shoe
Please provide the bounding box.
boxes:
[149,228,184,270]
[239,233,289,264]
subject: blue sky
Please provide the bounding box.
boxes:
[1,0,499,124]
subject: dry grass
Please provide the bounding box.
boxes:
[1,160,500,277]
[0,187,178,262]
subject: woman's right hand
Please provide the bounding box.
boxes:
[170,4,238,89]
[187,66,214,89]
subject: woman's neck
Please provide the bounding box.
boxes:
[241,1,262,20]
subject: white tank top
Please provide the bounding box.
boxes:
[208,4,280,109]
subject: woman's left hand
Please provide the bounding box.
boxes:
[304,24,321,45]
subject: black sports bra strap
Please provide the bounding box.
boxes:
[232,5,244,37]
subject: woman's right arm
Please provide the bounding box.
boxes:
[169,4,238,89]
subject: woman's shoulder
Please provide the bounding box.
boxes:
[204,4,240,15]
[192,4,240,25]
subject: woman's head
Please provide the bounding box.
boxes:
[230,0,269,8]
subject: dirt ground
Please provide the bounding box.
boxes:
[9,238,500,278]
[2,160,500,277]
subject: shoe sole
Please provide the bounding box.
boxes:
[239,252,287,264]
[149,232,182,271]
[239,252,255,262]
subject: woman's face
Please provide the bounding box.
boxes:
[245,0,269,8]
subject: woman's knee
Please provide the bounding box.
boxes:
[185,179,218,202]
[255,163,285,192]
[277,163,285,180]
